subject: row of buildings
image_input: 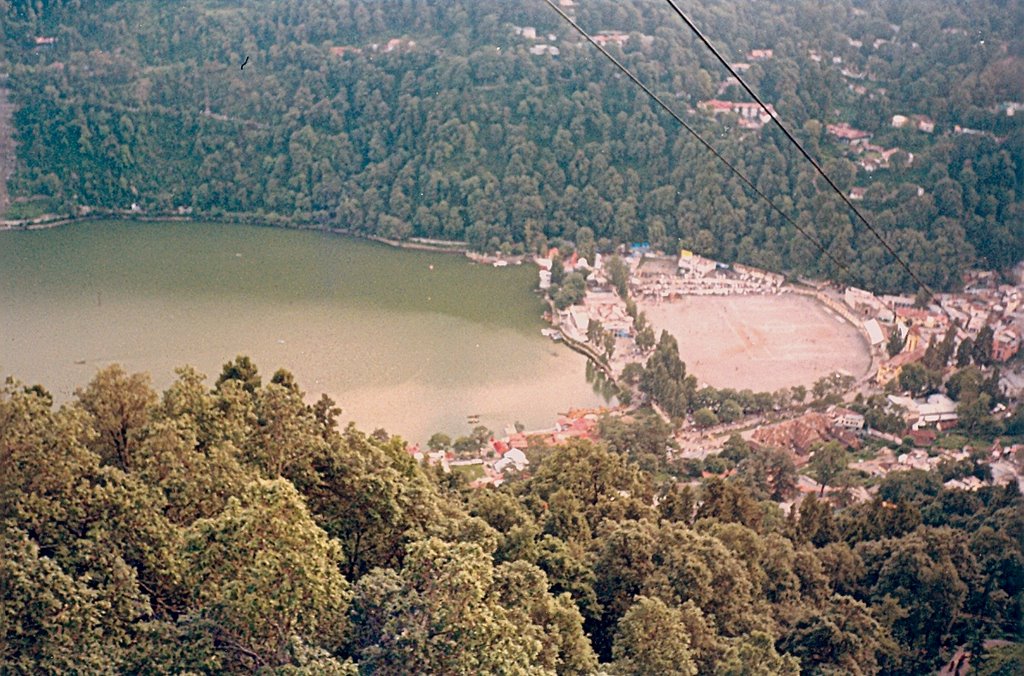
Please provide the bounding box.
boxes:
[631,249,784,299]
[842,276,1023,390]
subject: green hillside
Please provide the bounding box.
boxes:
[1,0,1022,291]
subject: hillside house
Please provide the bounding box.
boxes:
[529,44,559,56]
[827,122,871,144]
[368,39,415,52]
[911,115,935,132]
[593,31,629,48]
[698,99,777,127]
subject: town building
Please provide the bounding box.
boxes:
[876,347,926,385]
[732,263,784,288]
[829,406,865,431]
[993,327,1020,362]
[864,318,885,346]
[494,448,529,473]
[887,393,959,430]
[568,306,590,340]
[895,306,948,330]
[677,249,716,276]
[845,286,881,311]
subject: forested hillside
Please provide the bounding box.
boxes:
[2,362,1023,673]
[1,0,1022,291]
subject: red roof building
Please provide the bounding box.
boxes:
[993,328,1020,363]
[827,122,872,143]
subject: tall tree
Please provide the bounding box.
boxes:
[810,441,848,497]
[886,327,907,358]
[74,364,157,471]
[612,596,698,676]
[182,479,352,671]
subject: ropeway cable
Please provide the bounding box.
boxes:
[661,0,933,296]
[539,0,854,280]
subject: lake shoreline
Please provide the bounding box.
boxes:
[1,219,608,442]
[0,209,472,254]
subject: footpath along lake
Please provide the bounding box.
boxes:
[0,220,611,441]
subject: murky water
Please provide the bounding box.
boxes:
[1,220,610,441]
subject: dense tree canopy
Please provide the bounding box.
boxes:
[2,361,1022,672]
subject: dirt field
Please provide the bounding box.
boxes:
[640,294,871,391]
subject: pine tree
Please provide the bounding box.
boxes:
[887,326,907,358]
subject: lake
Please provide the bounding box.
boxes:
[0,220,611,441]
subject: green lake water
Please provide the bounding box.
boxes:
[0,220,611,441]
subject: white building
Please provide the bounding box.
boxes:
[529,44,559,56]
[864,318,885,346]
[569,306,590,338]
[829,406,865,430]
[888,394,958,430]
[678,249,717,276]
[494,448,529,473]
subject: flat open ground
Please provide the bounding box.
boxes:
[640,294,871,391]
